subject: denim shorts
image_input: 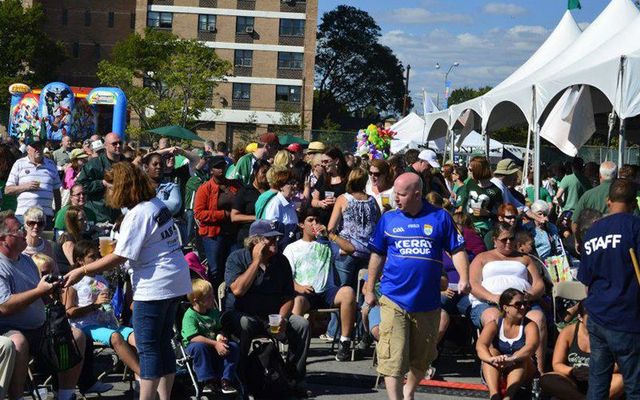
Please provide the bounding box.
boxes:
[132,297,180,379]
[368,304,381,330]
[82,325,133,347]
[470,301,543,329]
[299,285,340,310]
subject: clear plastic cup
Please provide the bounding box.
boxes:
[268,314,282,334]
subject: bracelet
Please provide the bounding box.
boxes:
[329,232,338,241]
[83,266,89,276]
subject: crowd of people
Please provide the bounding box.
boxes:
[0,131,638,400]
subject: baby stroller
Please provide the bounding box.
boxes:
[172,300,207,400]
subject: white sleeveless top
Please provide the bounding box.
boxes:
[469,260,531,307]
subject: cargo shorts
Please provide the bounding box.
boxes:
[376,295,440,378]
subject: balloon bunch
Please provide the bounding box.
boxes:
[356,124,396,159]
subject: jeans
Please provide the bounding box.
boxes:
[186,341,240,382]
[327,254,369,338]
[587,317,640,400]
[132,297,180,379]
[202,235,238,288]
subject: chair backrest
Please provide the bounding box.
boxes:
[552,281,587,301]
[217,281,226,312]
[356,268,368,302]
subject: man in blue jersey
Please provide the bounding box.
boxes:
[364,173,470,400]
[578,178,640,400]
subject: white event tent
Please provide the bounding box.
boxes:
[390,112,445,153]
[421,0,640,200]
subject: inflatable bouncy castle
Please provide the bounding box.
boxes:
[8,82,127,141]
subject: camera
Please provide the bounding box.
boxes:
[44,274,64,284]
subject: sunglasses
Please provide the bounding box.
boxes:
[497,236,515,243]
[502,215,517,220]
[108,141,122,146]
[369,170,381,177]
[507,301,529,309]
[25,220,45,227]
[5,226,26,238]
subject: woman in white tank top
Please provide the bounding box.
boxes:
[469,221,547,373]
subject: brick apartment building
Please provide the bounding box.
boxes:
[35,0,317,144]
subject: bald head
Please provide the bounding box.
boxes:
[104,132,122,160]
[394,172,423,214]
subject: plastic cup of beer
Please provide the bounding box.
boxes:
[99,237,115,257]
[472,207,481,217]
[268,314,282,334]
[325,191,335,199]
[381,194,390,207]
[33,181,41,189]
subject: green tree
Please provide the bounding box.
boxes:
[0,0,66,126]
[448,86,492,107]
[314,5,410,127]
[97,28,231,139]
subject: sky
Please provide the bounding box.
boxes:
[317,0,617,111]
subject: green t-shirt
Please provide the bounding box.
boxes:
[181,307,222,347]
[0,180,17,212]
[573,180,612,220]
[54,205,98,230]
[453,183,467,208]
[462,180,503,235]
[525,186,553,203]
[558,173,591,212]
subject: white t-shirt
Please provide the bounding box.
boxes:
[6,156,62,216]
[70,275,118,329]
[115,197,191,301]
[283,239,332,293]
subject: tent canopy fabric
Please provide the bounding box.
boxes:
[278,134,309,145]
[390,112,429,144]
[149,125,204,141]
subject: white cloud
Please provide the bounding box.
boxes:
[483,3,527,16]
[384,7,472,24]
[379,24,551,105]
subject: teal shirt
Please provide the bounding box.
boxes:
[558,173,591,212]
[573,180,612,220]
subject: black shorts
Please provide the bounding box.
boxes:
[299,285,341,310]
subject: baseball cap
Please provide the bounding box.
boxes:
[70,148,88,160]
[494,159,520,175]
[287,143,302,153]
[208,155,227,169]
[91,140,104,152]
[245,142,258,153]
[25,136,42,147]
[418,149,440,168]
[249,220,283,238]
[306,141,326,153]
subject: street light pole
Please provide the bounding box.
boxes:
[402,64,411,116]
[435,62,459,109]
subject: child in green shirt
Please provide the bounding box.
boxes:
[182,279,239,394]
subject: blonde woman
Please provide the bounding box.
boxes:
[273,150,293,168]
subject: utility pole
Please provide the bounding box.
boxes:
[402,64,411,116]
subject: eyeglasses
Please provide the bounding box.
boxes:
[369,170,381,177]
[25,220,45,228]
[507,301,529,309]
[5,226,26,238]
[107,141,122,147]
[497,236,515,243]
[502,215,516,220]
[321,159,332,165]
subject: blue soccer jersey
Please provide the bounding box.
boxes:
[368,201,465,312]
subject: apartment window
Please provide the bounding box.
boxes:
[236,16,254,33]
[72,42,79,58]
[61,9,68,26]
[84,10,91,26]
[276,86,301,103]
[94,44,101,59]
[278,52,303,69]
[130,13,136,29]
[108,12,115,27]
[232,83,251,100]
[198,15,216,32]
[279,19,304,36]
[234,50,253,67]
[147,11,173,28]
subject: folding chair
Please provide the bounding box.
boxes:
[217,281,225,312]
[552,280,587,326]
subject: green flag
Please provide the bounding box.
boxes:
[568,0,581,10]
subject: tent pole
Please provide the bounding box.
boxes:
[449,126,455,164]
[484,129,490,159]
[618,118,626,168]
[532,85,540,201]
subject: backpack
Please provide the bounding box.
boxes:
[244,338,290,398]
[40,297,82,372]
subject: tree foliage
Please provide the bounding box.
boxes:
[97,29,231,138]
[314,6,410,127]
[0,0,66,125]
[447,86,492,107]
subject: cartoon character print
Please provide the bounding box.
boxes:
[466,190,491,215]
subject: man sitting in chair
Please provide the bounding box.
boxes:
[283,207,357,362]
[224,219,311,397]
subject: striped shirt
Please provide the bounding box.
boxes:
[6,156,61,216]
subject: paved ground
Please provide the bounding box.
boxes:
[32,337,486,399]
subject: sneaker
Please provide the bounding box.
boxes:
[319,333,334,342]
[203,380,220,394]
[335,340,351,361]
[82,381,113,394]
[425,365,436,380]
[356,334,372,350]
[220,379,237,395]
